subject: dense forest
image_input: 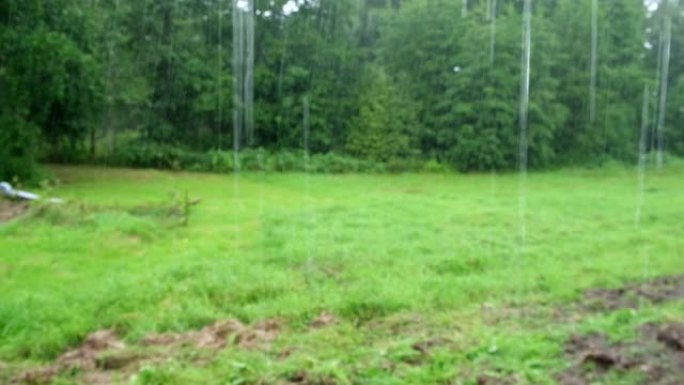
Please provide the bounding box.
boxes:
[1,0,683,180]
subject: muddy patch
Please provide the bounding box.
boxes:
[13,330,124,385]
[410,337,455,356]
[59,330,125,370]
[0,200,28,223]
[584,276,684,311]
[13,319,282,385]
[476,375,516,385]
[309,312,338,329]
[286,370,338,385]
[557,322,684,385]
[142,318,282,350]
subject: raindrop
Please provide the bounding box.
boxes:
[635,85,650,228]
[589,0,598,123]
[518,0,532,251]
[489,0,498,65]
[656,12,671,169]
[232,0,256,168]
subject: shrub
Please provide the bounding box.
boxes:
[96,141,436,174]
[0,115,39,182]
[239,148,268,171]
[422,158,451,173]
[268,150,302,172]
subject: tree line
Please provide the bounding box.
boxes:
[1,0,683,180]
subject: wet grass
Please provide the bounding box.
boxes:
[1,164,683,384]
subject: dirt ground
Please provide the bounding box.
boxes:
[9,276,684,385]
[555,275,684,385]
[557,322,684,385]
[584,275,684,311]
[0,200,28,223]
[12,319,284,385]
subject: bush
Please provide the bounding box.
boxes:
[0,115,40,182]
[96,141,439,174]
[268,150,301,172]
[103,142,203,171]
[207,150,234,173]
[239,148,268,171]
[422,158,451,173]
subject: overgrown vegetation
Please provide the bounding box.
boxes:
[97,141,440,173]
[1,165,683,384]
[1,0,684,382]
[1,0,683,181]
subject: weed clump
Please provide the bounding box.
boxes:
[27,195,195,231]
[0,199,29,223]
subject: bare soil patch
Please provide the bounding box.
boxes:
[476,375,516,385]
[12,276,684,384]
[557,322,684,385]
[556,275,684,384]
[0,200,28,223]
[286,370,338,385]
[13,330,124,385]
[142,318,282,350]
[13,319,282,385]
[410,337,455,356]
[309,312,338,329]
[584,276,684,311]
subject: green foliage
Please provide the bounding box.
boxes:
[104,142,207,171]
[0,116,39,181]
[346,67,416,162]
[0,0,103,171]
[2,166,684,382]
[668,76,684,156]
[382,0,571,171]
[1,0,683,176]
[101,141,399,174]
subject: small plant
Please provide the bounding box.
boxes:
[96,141,434,174]
[181,190,200,227]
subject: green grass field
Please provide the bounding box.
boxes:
[1,165,683,384]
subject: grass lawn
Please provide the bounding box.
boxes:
[1,164,683,384]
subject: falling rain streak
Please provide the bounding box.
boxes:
[635,85,649,229]
[656,12,672,169]
[302,96,313,261]
[303,96,311,167]
[518,0,532,251]
[277,17,289,100]
[245,1,255,147]
[651,30,664,163]
[589,0,598,123]
[232,0,255,171]
[217,0,223,151]
[462,0,468,18]
[490,0,498,65]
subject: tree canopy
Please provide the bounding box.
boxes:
[1,0,683,179]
